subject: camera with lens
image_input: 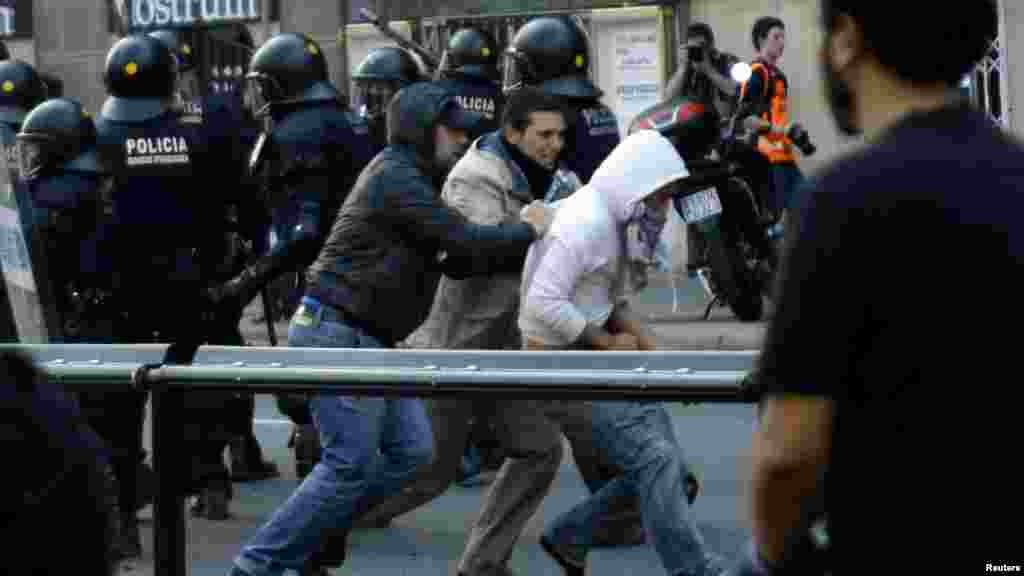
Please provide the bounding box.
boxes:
[686,44,706,63]
[787,123,816,156]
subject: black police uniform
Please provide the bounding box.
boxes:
[15,95,159,558]
[93,35,242,528]
[565,100,619,184]
[433,73,503,139]
[436,28,504,138]
[149,27,282,484]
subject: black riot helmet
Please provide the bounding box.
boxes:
[101,34,177,122]
[246,32,339,118]
[0,60,48,125]
[352,47,422,120]
[503,16,601,100]
[439,27,500,81]
[16,98,99,179]
[148,29,196,73]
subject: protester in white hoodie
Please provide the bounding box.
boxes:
[459,129,725,576]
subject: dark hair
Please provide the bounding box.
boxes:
[821,0,997,87]
[686,22,715,46]
[502,87,569,132]
[752,16,785,51]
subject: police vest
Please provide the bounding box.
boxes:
[251,104,357,247]
[567,103,620,184]
[94,109,223,289]
[436,77,504,135]
[741,61,795,164]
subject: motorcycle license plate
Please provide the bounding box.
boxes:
[679,187,723,222]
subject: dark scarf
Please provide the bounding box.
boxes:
[500,134,555,200]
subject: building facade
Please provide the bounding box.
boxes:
[7,0,1015,178]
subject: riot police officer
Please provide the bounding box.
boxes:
[208,32,359,482]
[12,98,137,557]
[504,15,619,186]
[435,27,504,137]
[0,57,46,341]
[90,33,247,529]
[352,46,423,154]
[0,60,47,232]
[148,26,280,487]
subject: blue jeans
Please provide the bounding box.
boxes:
[543,402,711,576]
[770,163,806,214]
[233,306,433,575]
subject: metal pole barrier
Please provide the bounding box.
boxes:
[148,373,187,576]
[4,344,759,576]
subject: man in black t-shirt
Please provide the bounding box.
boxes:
[733,2,1018,575]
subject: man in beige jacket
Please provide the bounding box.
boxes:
[352,87,578,538]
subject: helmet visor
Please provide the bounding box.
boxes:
[15,136,51,180]
[355,81,397,119]
[502,50,533,93]
[244,73,282,117]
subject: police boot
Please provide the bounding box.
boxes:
[190,467,232,521]
[290,424,321,480]
[229,435,281,482]
[115,512,143,559]
[135,460,155,512]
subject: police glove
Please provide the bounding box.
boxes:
[204,271,252,320]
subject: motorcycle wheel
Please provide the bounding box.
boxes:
[702,179,765,322]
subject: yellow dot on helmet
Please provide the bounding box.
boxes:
[125,62,138,76]
[1,81,12,93]
[575,54,585,68]
[182,44,192,55]
[307,43,319,55]
[482,47,491,57]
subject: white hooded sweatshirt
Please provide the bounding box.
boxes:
[519,130,690,346]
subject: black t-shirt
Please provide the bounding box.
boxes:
[756,104,1022,571]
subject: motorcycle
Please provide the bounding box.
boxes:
[628,74,814,322]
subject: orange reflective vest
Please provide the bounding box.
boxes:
[740,61,795,164]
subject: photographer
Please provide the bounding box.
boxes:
[665,23,740,117]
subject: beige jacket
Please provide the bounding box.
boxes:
[405,134,556,350]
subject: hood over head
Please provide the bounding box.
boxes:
[386,81,483,172]
[587,129,689,222]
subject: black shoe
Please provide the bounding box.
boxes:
[113,514,142,559]
[230,436,281,482]
[190,486,230,520]
[293,424,321,480]
[540,536,585,576]
[307,529,348,572]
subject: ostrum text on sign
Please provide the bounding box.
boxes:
[127,0,262,28]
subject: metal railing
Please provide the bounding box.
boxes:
[2,344,757,576]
